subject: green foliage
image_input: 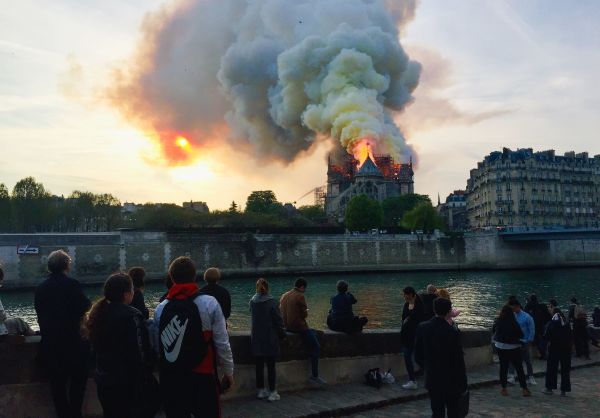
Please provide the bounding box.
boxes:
[245,190,284,215]
[297,205,326,223]
[0,184,11,231]
[11,177,53,232]
[400,202,445,233]
[381,194,431,227]
[345,195,383,231]
[228,201,239,213]
[134,204,206,230]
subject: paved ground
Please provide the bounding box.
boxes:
[347,366,600,417]
[222,350,600,418]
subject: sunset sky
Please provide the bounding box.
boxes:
[1,0,599,209]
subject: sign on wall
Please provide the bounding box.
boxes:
[17,245,40,255]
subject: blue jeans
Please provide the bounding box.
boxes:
[297,329,321,377]
[403,344,415,381]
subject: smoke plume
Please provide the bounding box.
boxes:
[107,0,421,164]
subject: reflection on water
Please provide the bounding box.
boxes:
[2,268,600,331]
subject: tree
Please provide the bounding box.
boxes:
[400,202,445,233]
[12,177,53,232]
[298,205,326,224]
[381,194,431,227]
[245,190,284,215]
[345,195,383,231]
[228,201,239,213]
[0,183,11,232]
[94,193,122,231]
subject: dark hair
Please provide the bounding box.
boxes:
[47,250,71,274]
[169,256,196,284]
[256,278,269,295]
[498,304,515,320]
[529,294,538,303]
[128,267,145,289]
[0,266,4,281]
[85,273,133,349]
[507,298,521,308]
[570,297,578,304]
[507,295,517,303]
[403,286,416,296]
[549,299,558,307]
[433,297,452,316]
[295,278,307,289]
[336,280,348,293]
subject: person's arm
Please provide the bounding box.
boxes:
[271,302,286,338]
[211,301,234,379]
[526,315,535,343]
[222,289,232,320]
[349,293,357,305]
[299,294,308,320]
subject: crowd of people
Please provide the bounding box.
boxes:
[0,254,599,418]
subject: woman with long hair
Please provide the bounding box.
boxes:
[86,273,158,418]
[492,304,530,397]
[250,278,285,402]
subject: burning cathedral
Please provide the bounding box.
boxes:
[325,150,414,222]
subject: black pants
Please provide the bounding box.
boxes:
[47,355,89,418]
[429,390,460,418]
[545,348,571,392]
[497,347,527,389]
[327,315,368,334]
[97,383,135,418]
[161,372,220,418]
[255,356,276,391]
[573,319,590,357]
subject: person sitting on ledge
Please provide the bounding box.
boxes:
[326,280,368,334]
[0,266,36,338]
[198,267,231,321]
[128,266,149,320]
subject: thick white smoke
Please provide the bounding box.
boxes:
[108,0,421,163]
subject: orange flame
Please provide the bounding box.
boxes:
[352,139,376,166]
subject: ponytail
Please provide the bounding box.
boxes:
[85,297,109,347]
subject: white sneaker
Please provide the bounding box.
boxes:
[527,376,537,386]
[267,391,280,402]
[257,388,269,399]
[507,376,516,385]
[402,380,418,390]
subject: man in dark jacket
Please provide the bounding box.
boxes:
[198,267,231,320]
[415,297,468,418]
[34,250,91,418]
[326,280,368,334]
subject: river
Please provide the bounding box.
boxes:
[2,267,600,331]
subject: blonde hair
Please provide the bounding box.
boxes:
[203,267,221,284]
[256,278,269,295]
[436,288,451,301]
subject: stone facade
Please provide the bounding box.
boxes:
[438,190,467,231]
[466,148,600,229]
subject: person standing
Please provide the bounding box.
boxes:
[569,297,590,359]
[492,305,531,397]
[155,257,234,418]
[415,298,468,418]
[34,250,91,418]
[250,278,285,402]
[507,299,536,385]
[198,267,232,321]
[85,273,159,418]
[280,278,326,385]
[525,294,551,360]
[128,267,150,320]
[400,286,424,390]
[543,308,572,396]
[326,280,368,334]
[420,284,437,321]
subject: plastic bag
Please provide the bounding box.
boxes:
[381,369,395,384]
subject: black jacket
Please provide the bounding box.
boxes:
[130,289,149,320]
[544,318,572,354]
[415,317,467,396]
[93,303,154,387]
[420,293,436,321]
[250,294,285,357]
[198,283,231,319]
[34,273,91,360]
[492,316,523,345]
[524,301,551,336]
[400,297,424,346]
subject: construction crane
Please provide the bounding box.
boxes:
[294,186,326,206]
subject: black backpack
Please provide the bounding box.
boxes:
[364,368,383,389]
[159,293,208,373]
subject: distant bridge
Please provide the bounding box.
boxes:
[498,227,600,241]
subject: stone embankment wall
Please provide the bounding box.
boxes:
[1,231,600,288]
[0,329,491,417]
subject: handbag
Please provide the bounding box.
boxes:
[458,390,470,418]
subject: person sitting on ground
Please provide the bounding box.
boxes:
[420,284,437,321]
[154,256,234,418]
[400,286,425,390]
[492,305,530,397]
[543,308,572,397]
[34,250,92,418]
[250,278,285,402]
[0,266,36,338]
[435,288,461,325]
[85,273,159,417]
[280,278,326,386]
[128,267,149,320]
[198,267,231,321]
[415,297,468,418]
[326,280,368,334]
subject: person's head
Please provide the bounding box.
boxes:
[128,267,145,290]
[47,250,71,274]
[507,295,517,304]
[295,277,307,291]
[204,267,221,284]
[570,297,578,305]
[256,278,269,295]
[403,286,417,303]
[549,299,558,308]
[434,297,452,318]
[436,288,451,300]
[336,280,349,293]
[508,298,522,313]
[168,256,196,284]
[498,304,515,320]
[529,294,538,303]
[426,284,437,294]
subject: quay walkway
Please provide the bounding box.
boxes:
[220,350,600,418]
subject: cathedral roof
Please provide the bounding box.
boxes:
[355,155,383,178]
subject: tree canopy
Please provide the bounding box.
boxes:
[345,195,383,231]
[381,194,431,227]
[245,190,284,215]
[400,202,445,233]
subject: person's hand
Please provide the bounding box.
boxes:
[221,374,234,393]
